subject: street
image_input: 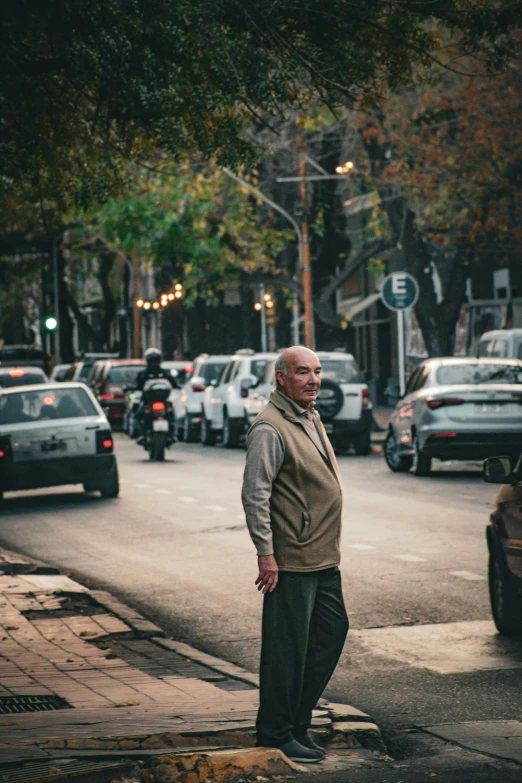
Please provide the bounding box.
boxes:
[1,437,522,779]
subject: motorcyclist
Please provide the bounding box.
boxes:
[135,348,175,442]
[136,348,173,390]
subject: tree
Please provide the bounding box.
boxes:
[2,0,521,205]
[358,57,522,355]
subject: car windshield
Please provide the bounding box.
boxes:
[436,364,522,385]
[320,359,363,384]
[0,388,98,425]
[107,365,143,383]
[200,362,227,383]
[0,370,47,387]
[250,359,271,380]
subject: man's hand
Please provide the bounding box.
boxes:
[256,555,279,594]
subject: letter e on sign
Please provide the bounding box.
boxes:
[381,272,419,311]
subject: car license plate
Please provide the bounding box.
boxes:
[41,440,67,453]
[153,420,169,432]
[474,403,504,414]
[324,423,333,434]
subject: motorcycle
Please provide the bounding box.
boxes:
[140,379,175,461]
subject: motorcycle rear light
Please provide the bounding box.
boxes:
[152,401,165,411]
[361,386,370,408]
[425,397,464,410]
[96,431,113,453]
[184,364,193,373]
[192,384,206,392]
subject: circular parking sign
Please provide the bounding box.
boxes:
[381,272,419,311]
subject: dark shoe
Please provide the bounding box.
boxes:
[293,733,325,757]
[278,739,323,763]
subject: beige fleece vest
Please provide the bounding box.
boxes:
[251,391,343,571]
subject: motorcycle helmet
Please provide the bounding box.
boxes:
[144,347,162,368]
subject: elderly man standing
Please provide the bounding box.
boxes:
[242,345,349,764]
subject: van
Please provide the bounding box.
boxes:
[477,329,522,360]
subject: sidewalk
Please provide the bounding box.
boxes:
[0,548,385,783]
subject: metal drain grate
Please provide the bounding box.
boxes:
[0,694,72,714]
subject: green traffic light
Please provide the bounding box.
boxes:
[44,316,58,331]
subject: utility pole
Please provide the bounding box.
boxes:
[132,251,141,358]
[52,234,61,364]
[298,137,314,349]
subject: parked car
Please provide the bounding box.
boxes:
[50,363,72,382]
[0,366,48,388]
[384,357,522,476]
[174,354,230,442]
[484,453,522,637]
[201,350,277,448]
[244,351,372,455]
[88,359,146,425]
[0,382,119,500]
[477,329,522,360]
[63,353,120,385]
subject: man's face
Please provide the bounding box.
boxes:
[276,349,322,409]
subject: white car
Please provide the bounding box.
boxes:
[201,350,278,448]
[244,351,373,455]
[0,383,119,499]
[174,355,230,442]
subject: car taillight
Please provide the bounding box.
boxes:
[184,364,193,374]
[100,393,114,400]
[361,386,370,409]
[96,431,113,453]
[0,436,12,461]
[152,401,165,412]
[425,397,464,410]
[192,384,206,392]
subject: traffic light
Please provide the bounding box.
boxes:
[44,316,58,331]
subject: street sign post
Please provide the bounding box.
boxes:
[380,272,420,397]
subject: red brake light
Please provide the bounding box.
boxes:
[152,401,165,411]
[9,369,24,377]
[103,439,113,449]
[100,393,114,400]
[184,364,193,373]
[433,432,457,438]
[425,397,464,410]
[0,450,5,458]
[192,384,206,393]
[361,386,370,409]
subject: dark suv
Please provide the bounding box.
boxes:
[484,454,522,637]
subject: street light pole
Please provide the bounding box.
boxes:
[298,138,314,349]
[52,235,61,364]
[131,250,141,358]
[221,167,302,346]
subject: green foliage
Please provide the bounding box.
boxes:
[70,163,291,302]
[2,0,521,208]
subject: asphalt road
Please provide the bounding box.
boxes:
[1,435,522,781]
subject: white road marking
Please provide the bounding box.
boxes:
[120,479,130,484]
[155,489,171,495]
[393,555,427,563]
[136,484,150,489]
[450,570,486,581]
[205,505,226,512]
[179,496,196,503]
[347,544,375,551]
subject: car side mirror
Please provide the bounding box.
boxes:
[483,456,515,484]
[240,376,257,398]
[210,379,218,387]
[385,382,402,403]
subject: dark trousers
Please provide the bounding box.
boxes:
[256,567,349,747]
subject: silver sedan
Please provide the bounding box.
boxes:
[384,358,522,476]
[0,382,119,499]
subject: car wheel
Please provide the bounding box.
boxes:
[200,415,217,446]
[412,434,432,476]
[223,412,240,449]
[489,550,522,637]
[353,432,372,456]
[384,430,413,473]
[98,466,119,499]
[183,415,198,443]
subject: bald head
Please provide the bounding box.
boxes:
[275,345,322,409]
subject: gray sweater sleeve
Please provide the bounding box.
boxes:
[241,423,285,557]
